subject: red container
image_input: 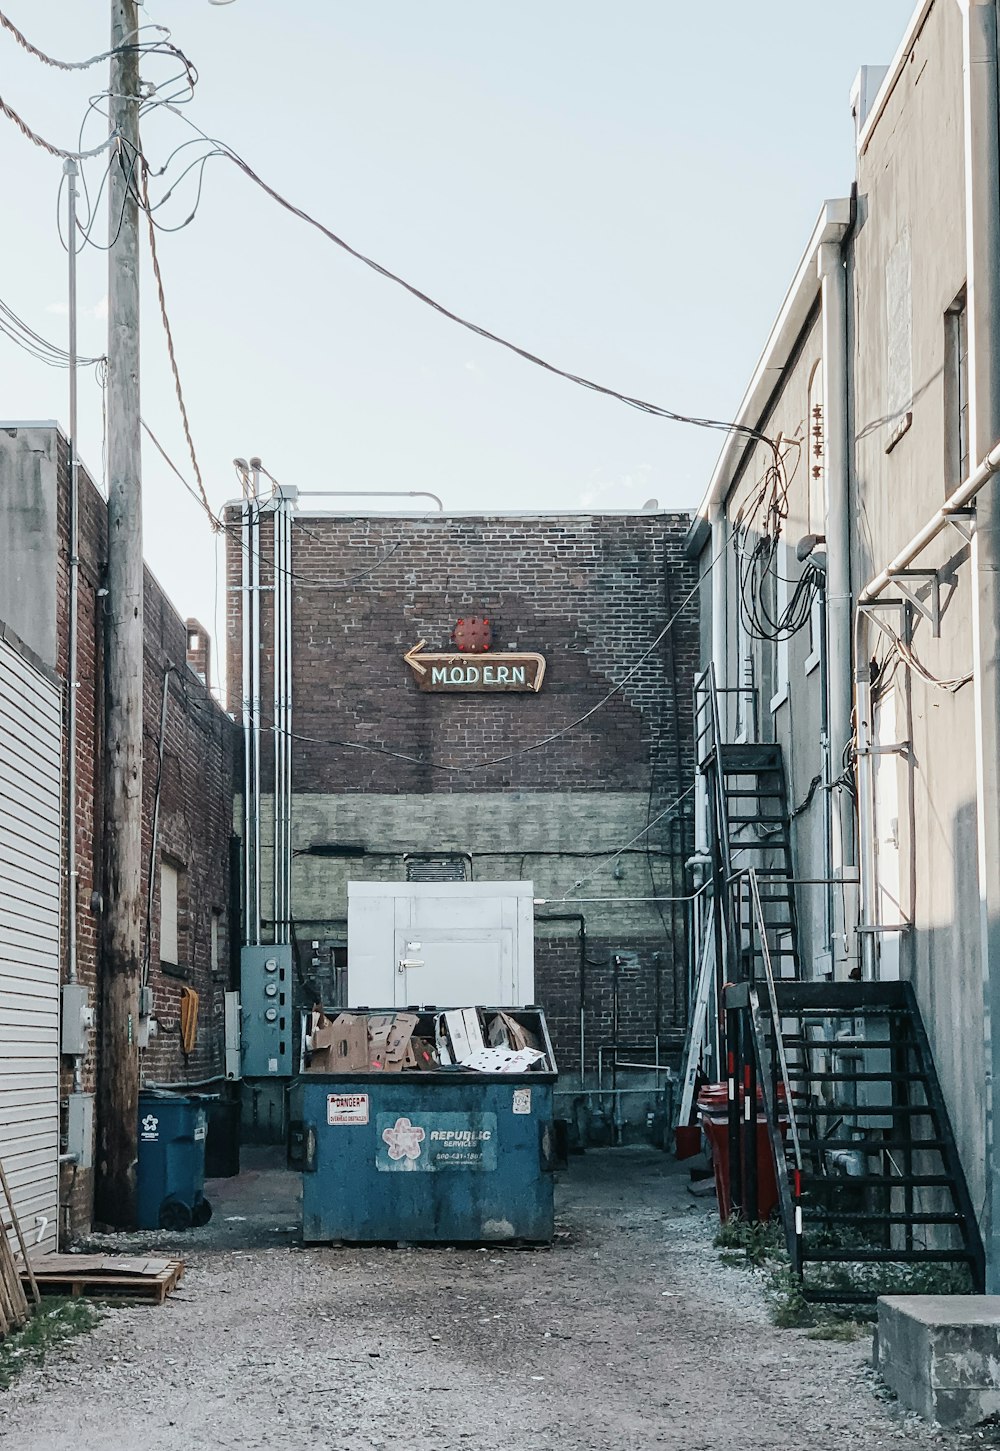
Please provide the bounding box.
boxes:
[697,1083,787,1222]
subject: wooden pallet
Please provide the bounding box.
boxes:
[22,1255,185,1305]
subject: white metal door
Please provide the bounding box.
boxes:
[0,635,61,1253]
[873,691,902,982]
[394,926,513,1007]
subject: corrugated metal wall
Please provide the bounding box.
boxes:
[0,634,61,1254]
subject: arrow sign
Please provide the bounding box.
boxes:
[403,641,546,693]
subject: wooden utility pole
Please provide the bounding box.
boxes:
[96,0,144,1227]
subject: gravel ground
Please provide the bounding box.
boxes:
[0,1147,991,1450]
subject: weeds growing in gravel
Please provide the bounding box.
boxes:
[0,1299,102,1390]
[713,1215,784,1268]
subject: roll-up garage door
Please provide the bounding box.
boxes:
[0,633,61,1254]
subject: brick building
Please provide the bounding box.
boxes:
[0,423,237,1237]
[225,501,697,1081]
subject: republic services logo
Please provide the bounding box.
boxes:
[141,1114,159,1134]
[381,1116,425,1162]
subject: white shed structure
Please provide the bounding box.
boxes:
[0,630,61,1254]
[347,881,535,1009]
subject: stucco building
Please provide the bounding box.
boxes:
[689,0,1000,1287]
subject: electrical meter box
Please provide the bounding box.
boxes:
[241,945,293,1077]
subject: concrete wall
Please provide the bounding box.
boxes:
[226,508,698,1075]
[852,0,986,1213]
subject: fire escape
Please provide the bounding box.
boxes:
[692,665,984,1302]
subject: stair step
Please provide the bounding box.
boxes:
[784,1071,924,1082]
[800,1288,897,1305]
[798,1138,947,1152]
[780,1038,904,1051]
[801,1248,973,1264]
[796,1104,933,1117]
[799,1174,953,1188]
[727,816,790,827]
[801,1211,964,1226]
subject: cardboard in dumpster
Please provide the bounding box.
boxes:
[368,1014,395,1070]
[385,1012,420,1068]
[494,1012,541,1055]
[409,1038,438,1070]
[311,1013,369,1073]
[462,1046,547,1074]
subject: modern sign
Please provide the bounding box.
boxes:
[404,640,546,693]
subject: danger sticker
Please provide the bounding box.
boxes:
[512,1088,532,1115]
[328,1093,369,1126]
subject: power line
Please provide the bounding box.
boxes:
[138,152,215,527]
[152,103,781,457]
[0,8,197,87]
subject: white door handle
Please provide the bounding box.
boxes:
[398,958,424,973]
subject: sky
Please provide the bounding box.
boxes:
[0,0,917,688]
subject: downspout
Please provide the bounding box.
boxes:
[818,238,854,977]
[710,501,728,730]
[959,0,1000,1291]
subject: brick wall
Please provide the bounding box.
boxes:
[226,507,697,1075]
[55,436,237,1234]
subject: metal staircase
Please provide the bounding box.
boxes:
[693,665,984,1302]
[736,971,985,1300]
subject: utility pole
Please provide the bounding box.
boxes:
[97,0,144,1226]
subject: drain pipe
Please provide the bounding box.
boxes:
[819,235,854,978]
[960,0,1000,1293]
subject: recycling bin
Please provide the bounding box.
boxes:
[296,1007,558,1243]
[137,1090,212,1230]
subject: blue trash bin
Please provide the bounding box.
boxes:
[137,1091,212,1230]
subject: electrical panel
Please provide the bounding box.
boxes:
[61,984,94,1057]
[66,1093,94,1170]
[241,946,293,1077]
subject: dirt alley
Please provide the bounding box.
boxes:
[0,1146,988,1451]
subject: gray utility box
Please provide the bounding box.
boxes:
[347,882,535,1009]
[241,945,294,1077]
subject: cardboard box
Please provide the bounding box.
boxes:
[307,1012,369,1073]
[368,1014,395,1071]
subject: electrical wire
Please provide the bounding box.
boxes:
[150,101,782,460]
[138,152,215,527]
[0,9,196,86]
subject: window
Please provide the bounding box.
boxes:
[160,861,179,967]
[946,291,970,494]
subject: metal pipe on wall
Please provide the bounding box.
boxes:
[240,495,253,942]
[959,0,1000,1293]
[284,493,293,939]
[272,493,283,942]
[250,461,262,945]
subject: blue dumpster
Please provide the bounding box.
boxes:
[137,1091,212,1230]
[298,1008,558,1243]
